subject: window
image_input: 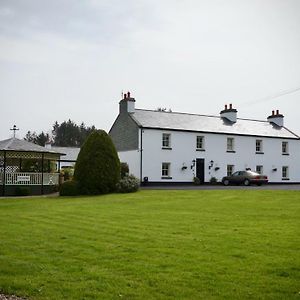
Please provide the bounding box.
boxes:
[162,162,171,178]
[162,133,171,148]
[256,165,263,174]
[282,141,288,154]
[227,164,234,176]
[282,166,289,179]
[227,138,234,152]
[196,136,205,150]
[256,139,263,153]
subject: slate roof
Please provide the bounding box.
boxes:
[130,109,299,139]
[49,146,80,161]
[0,138,65,155]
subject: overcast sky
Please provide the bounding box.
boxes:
[1,0,300,140]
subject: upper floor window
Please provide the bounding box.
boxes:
[256,165,263,174]
[282,166,289,179]
[227,138,234,152]
[282,141,289,154]
[162,162,171,178]
[256,139,263,153]
[162,133,171,148]
[227,164,234,176]
[196,136,205,150]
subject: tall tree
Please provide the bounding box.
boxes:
[74,130,120,195]
[24,131,49,146]
[52,120,95,147]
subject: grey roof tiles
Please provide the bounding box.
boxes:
[0,138,65,155]
[130,109,299,139]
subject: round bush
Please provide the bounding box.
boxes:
[59,180,79,196]
[193,177,200,185]
[116,175,140,193]
[120,162,129,178]
[74,130,120,195]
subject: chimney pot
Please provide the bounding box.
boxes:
[272,110,275,116]
[276,109,279,115]
[127,91,130,98]
[229,103,232,109]
[225,104,228,110]
[124,93,127,99]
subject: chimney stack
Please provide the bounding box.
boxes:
[119,91,136,114]
[220,103,238,123]
[267,109,284,127]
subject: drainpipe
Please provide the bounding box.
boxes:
[140,128,143,183]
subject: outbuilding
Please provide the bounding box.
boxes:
[0,137,65,196]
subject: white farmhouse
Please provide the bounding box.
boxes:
[109,92,300,184]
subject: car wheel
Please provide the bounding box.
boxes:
[244,179,250,186]
[223,179,229,186]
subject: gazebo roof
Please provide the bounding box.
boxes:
[0,138,65,155]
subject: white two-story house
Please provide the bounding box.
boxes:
[109,92,300,184]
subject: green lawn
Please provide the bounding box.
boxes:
[0,190,299,300]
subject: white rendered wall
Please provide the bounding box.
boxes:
[118,150,140,179]
[139,129,300,183]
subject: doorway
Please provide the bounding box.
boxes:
[196,158,205,183]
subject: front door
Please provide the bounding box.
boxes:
[196,158,205,183]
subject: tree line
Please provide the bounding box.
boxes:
[24,120,96,147]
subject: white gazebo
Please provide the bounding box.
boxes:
[0,137,65,196]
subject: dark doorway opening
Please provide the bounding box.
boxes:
[196,158,205,183]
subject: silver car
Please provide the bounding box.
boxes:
[222,170,268,186]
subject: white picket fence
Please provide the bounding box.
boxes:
[0,172,59,185]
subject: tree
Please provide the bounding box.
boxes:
[74,130,120,195]
[24,131,49,146]
[52,120,95,147]
[24,120,95,147]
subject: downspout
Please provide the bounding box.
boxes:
[140,128,143,183]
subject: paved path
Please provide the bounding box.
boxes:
[142,184,300,191]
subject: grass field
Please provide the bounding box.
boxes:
[0,190,299,299]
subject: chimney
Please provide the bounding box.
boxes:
[119,91,136,114]
[267,109,284,127]
[220,103,238,123]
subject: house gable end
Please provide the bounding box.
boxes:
[109,113,139,151]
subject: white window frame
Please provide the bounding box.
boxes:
[196,136,205,150]
[256,165,263,174]
[227,138,234,152]
[282,141,288,154]
[227,164,234,176]
[256,139,263,153]
[162,133,171,148]
[282,166,289,179]
[162,162,171,177]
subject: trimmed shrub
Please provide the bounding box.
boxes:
[193,177,201,185]
[59,180,79,196]
[210,177,218,184]
[15,187,31,196]
[120,162,129,178]
[116,175,140,193]
[74,130,120,195]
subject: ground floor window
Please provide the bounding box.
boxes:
[162,162,171,178]
[227,164,234,176]
[256,165,263,174]
[282,166,289,179]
